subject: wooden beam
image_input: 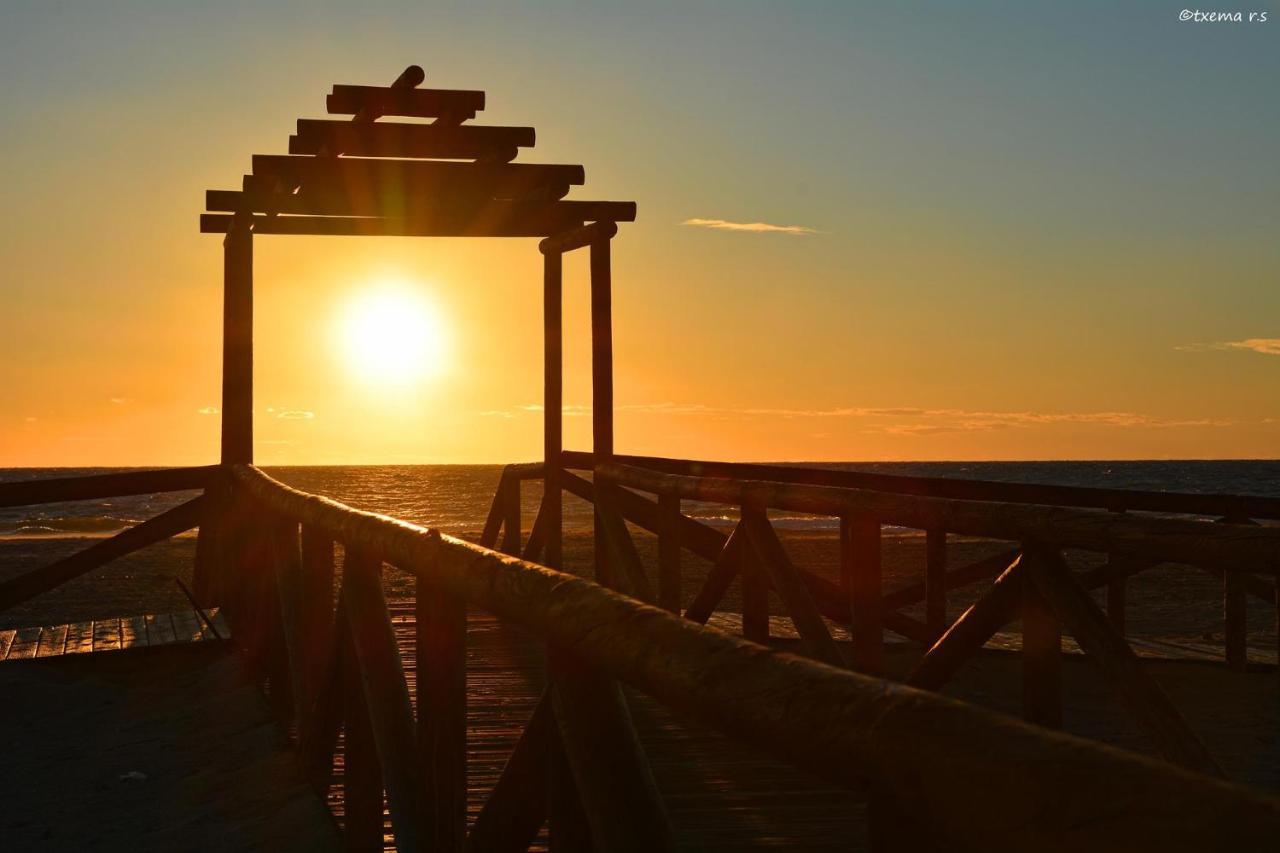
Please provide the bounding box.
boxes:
[0,496,206,614]
[341,617,385,853]
[925,529,947,641]
[595,486,656,603]
[206,191,634,224]
[291,119,533,159]
[0,466,215,508]
[544,249,563,571]
[327,85,484,120]
[342,549,422,851]
[221,221,253,464]
[842,513,883,674]
[538,220,619,255]
[683,521,746,624]
[500,477,520,557]
[200,212,589,239]
[906,554,1025,690]
[1024,547,1224,777]
[251,155,582,200]
[739,517,770,643]
[417,580,467,852]
[1020,548,1062,729]
[742,506,845,667]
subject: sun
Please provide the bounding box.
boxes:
[336,280,449,386]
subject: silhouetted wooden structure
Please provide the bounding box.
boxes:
[1,67,1278,851]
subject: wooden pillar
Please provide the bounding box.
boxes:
[544,250,563,570]
[842,514,883,674]
[417,581,467,852]
[924,529,947,641]
[221,220,253,464]
[590,229,614,584]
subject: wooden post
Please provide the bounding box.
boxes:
[842,513,883,674]
[342,620,384,853]
[221,220,253,464]
[739,510,770,643]
[657,493,681,614]
[1021,547,1063,729]
[590,229,614,584]
[417,578,467,852]
[924,528,947,641]
[501,477,521,557]
[544,249,563,570]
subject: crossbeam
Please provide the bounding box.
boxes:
[327,85,484,120]
[290,119,534,160]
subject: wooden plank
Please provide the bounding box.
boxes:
[549,651,674,852]
[206,190,634,224]
[741,507,845,667]
[6,627,41,659]
[172,610,203,644]
[1021,551,1062,728]
[36,624,68,657]
[291,119,533,159]
[145,613,177,646]
[0,466,215,509]
[1024,547,1224,777]
[200,211,591,239]
[205,608,231,640]
[465,693,551,853]
[221,220,253,464]
[327,85,485,120]
[65,619,95,653]
[342,549,421,851]
[0,497,207,615]
[0,629,13,660]
[92,617,121,652]
[683,521,745,624]
[121,615,148,649]
[657,493,682,614]
[842,513,883,674]
[925,529,947,640]
[539,221,620,255]
[907,555,1025,690]
[416,580,467,852]
[251,155,583,200]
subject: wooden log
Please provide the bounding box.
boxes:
[539,220,619,255]
[342,548,421,851]
[226,466,1280,853]
[222,221,253,464]
[564,450,1280,521]
[742,506,845,666]
[907,554,1025,690]
[842,513,883,674]
[598,462,1280,575]
[342,618,385,853]
[1023,547,1225,777]
[657,493,681,614]
[465,694,551,853]
[201,212,588,238]
[0,496,206,614]
[0,466,215,508]
[925,529,947,640]
[500,476,521,556]
[544,248,564,570]
[417,579,467,853]
[683,521,746,624]
[1020,548,1063,729]
[549,651,674,852]
[327,85,484,120]
[251,155,583,201]
[206,192,634,226]
[291,119,533,159]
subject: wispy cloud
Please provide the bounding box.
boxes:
[197,406,219,415]
[682,218,819,235]
[275,410,315,420]
[108,397,129,405]
[1176,338,1280,356]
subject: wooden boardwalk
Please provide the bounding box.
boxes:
[316,601,1277,851]
[0,640,338,853]
[0,607,228,661]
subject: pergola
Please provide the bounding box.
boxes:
[202,65,635,569]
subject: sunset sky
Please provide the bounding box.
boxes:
[1,1,1276,465]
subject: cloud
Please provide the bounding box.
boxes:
[1176,338,1280,356]
[108,397,129,405]
[682,218,819,235]
[275,410,315,420]
[197,406,220,415]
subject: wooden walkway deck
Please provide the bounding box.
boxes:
[0,607,228,660]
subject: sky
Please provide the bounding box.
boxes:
[0,1,1276,465]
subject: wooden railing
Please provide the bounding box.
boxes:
[488,452,1279,673]
[0,467,217,617]
[208,464,1279,852]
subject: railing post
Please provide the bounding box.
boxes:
[221,219,253,465]
[657,492,682,614]
[739,507,770,642]
[417,573,467,852]
[924,528,946,641]
[842,513,883,674]
[544,248,564,571]
[1219,514,1255,671]
[1021,545,1063,729]
[500,476,521,557]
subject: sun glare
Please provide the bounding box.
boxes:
[337,281,449,387]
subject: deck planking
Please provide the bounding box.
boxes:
[0,607,228,661]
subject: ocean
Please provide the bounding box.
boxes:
[3,460,1279,540]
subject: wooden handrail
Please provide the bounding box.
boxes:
[225,464,1280,851]
[596,462,1280,574]
[556,450,1280,520]
[0,466,217,508]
